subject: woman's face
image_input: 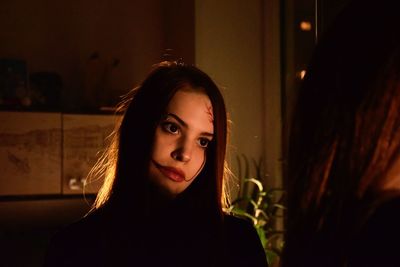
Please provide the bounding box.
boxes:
[148,86,214,197]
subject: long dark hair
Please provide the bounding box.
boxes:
[88,61,229,221]
[283,1,400,266]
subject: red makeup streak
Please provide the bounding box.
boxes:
[206,104,214,123]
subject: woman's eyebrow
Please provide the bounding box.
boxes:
[166,113,214,137]
[201,132,214,139]
[166,113,187,128]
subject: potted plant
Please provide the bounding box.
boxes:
[227,154,285,267]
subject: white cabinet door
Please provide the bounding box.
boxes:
[62,114,119,195]
[0,111,62,195]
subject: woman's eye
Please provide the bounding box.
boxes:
[198,138,210,148]
[162,122,179,134]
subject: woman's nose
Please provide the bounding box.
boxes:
[171,142,191,162]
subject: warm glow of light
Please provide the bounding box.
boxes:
[300,21,312,31]
[300,70,306,79]
[297,70,306,80]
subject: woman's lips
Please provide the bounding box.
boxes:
[154,162,185,182]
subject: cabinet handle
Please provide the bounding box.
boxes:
[68,177,86,190]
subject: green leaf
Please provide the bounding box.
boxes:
[230,207,258,224]
[255,209,270,222]
[255,226,267,248]
[273,203,286,210]
[249,199,259,210]
[266,249,278,266]
[259,191,267,197]
[244,178,264,192]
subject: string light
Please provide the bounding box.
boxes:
[300,21,312,31]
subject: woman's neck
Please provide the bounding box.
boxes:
[145,183,176,215]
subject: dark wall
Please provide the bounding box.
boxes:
[0,1,195,266]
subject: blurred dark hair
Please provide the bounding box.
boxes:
[88,61,229,221]
[283,1,400,265]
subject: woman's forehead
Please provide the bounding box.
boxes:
[166,89,214,131]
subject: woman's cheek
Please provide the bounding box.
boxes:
[195,149,206,169]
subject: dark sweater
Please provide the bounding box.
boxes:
[44,200,268,267]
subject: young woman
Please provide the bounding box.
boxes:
[282,1,400,266]
[45,62,267,267]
